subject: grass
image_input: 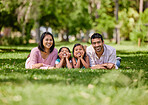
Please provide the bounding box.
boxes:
[0,40,148,105]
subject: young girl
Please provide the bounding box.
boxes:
[55,47,72,69]
[72,43,90,68]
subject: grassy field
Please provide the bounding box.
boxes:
[0,40,148,105]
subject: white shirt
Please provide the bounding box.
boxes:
[86,44,118,69]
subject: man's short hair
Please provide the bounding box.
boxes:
[91,33,103,43]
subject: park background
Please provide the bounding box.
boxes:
[0,0,148,105]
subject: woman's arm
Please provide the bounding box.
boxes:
[32,63,43,69]
[29,48,44,69]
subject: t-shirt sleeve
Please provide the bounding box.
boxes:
[55,59,60,64]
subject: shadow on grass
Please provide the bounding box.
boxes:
[0,68,147,87]
[0,49,147,86]
[0,58,26,68]
[0,48,31,53]
[116,50,148,55]
[119,57,148,71]
[0,68,107,86]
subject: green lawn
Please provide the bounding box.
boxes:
[0,41,148,105]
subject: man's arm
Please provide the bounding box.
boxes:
[90,63,115,69]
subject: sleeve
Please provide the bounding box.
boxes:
[108,48,116,64]
[55,59,60,64]
[29,48,38,68]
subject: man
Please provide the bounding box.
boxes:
[86,33,120,69]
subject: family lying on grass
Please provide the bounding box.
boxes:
[25,32,121,69]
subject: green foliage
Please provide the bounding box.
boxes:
[0,36,26,45]
[130,9,148,42]
[95,0,115,38]
[119,8,139,40]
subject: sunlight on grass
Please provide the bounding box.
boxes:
[0,41,148,105]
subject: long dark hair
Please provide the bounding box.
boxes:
[57,47,72,61]
[72,43,86,60]
[38,32,55,53]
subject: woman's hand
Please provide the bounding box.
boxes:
[32,63,43,69]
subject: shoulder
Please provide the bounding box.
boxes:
[31,47,40,53]
[51,48,58,54]
[86,45,95,56]
[86,45,94,53]
[104,44,116,54]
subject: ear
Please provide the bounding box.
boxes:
[103,41,104,44]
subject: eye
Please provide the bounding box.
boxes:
[50,39,53,41]
[92,42,96,45]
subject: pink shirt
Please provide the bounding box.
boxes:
[25,47,58,69]
[86,44,118,69]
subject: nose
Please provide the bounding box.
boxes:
[47,40,52,43]
[95,43,100,46]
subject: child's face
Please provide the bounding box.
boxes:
[59,48,71,58]
[74,45,84,58]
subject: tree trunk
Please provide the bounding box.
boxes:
[138,38,141,47]
[139,0,143,13]
[66,29,69,42]
[138,0,143,47]
[115,0,120,44]
[59,29,65,41]
[86,30,90,43]
[35,21,40,43]
[22,23,26,36]
[46,27,48,32]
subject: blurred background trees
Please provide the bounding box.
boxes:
[0,0,148,46]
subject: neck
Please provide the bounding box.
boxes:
[96,48,104,58]
[44,48,50,54]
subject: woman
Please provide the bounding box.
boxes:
[25,32,58,69]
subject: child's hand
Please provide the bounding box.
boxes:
[66,53,71,59]
[81,51,84,58]
[59,53,63,59]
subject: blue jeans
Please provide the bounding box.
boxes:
[116,59,121,68]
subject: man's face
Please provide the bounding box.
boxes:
[91,38,104,52]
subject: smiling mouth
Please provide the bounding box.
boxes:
[95,47,101,51]
[77,53,81,55]
[47,44,51,46]
[63,54,67,56]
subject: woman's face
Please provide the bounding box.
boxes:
[74,45,84,58]
[43,35,53,49]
